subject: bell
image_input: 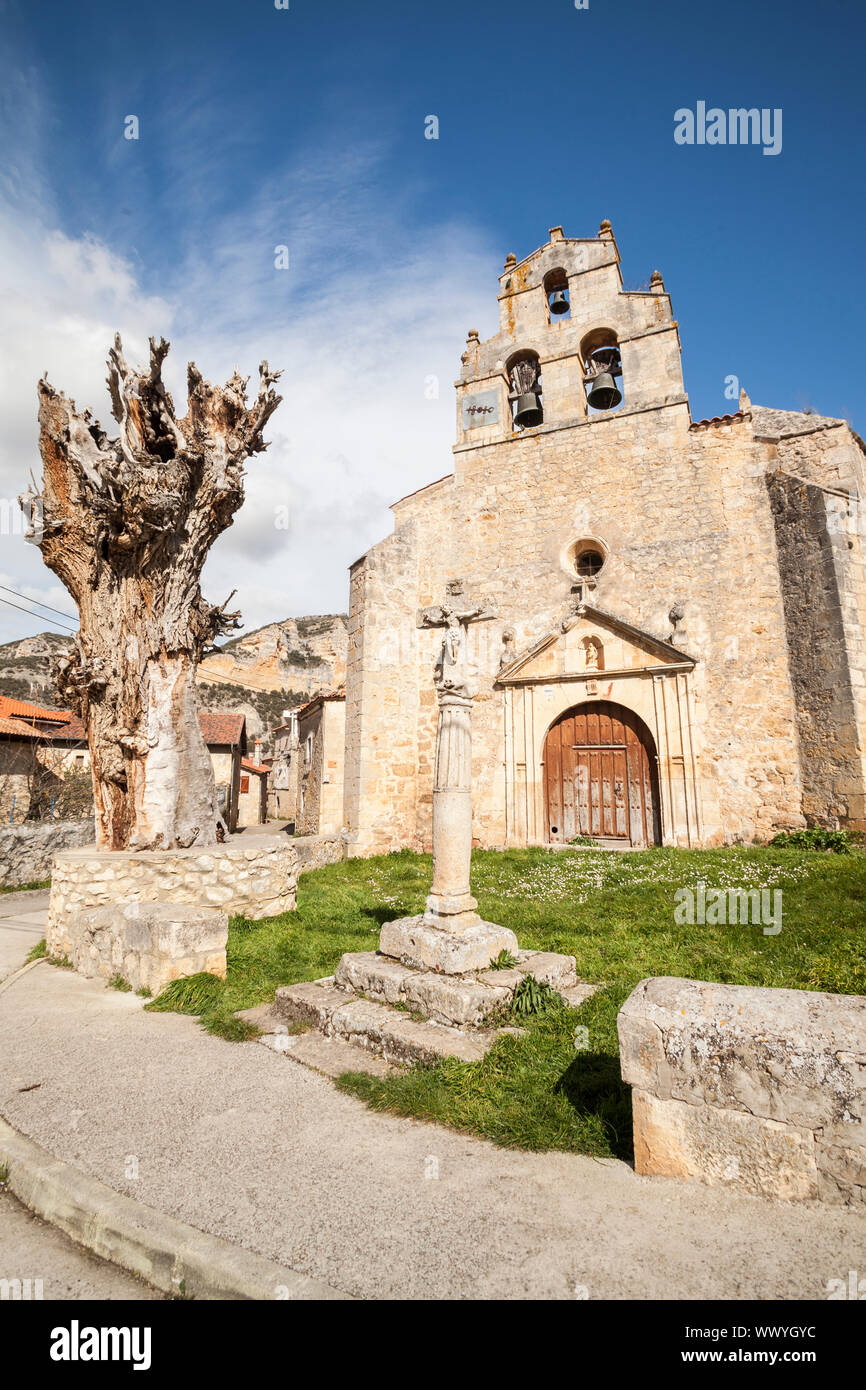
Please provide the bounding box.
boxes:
[514,392,543,428]
[587,372,622,411]
[549,289,569,316]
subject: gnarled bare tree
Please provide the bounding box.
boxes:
[21,335,282,851]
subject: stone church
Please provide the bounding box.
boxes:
[340,222,866,854]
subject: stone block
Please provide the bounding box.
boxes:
[403,971,510,1026]
[68,900,228,996]
[379,914,519,974]
[632,1089,819,1202]
[618,977,866,1148]
[333,951,416,1003]
[516,951,578,990]
[274,980,350,1030]
[329,998,494,1065]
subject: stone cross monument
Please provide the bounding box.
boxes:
[379,582,518,974]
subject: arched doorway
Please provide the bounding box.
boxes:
[543,701,661,847]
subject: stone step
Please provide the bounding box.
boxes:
[257,1028,398,1078]
[334,951,510,1026]
[275,979,501,1066]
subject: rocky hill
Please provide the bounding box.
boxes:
[0,614,349,748]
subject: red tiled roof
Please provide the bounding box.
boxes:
[0,716,42,739]
[690,411,746,430]
[50,715,87,742]
[0,695,71,723]
[240,757,269,776]
[198,712,246,747]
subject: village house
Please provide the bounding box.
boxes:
[267,712,299,825]
[338,222,866,853]
[237,742,270,827]
[196,712,248,832]
[295,690,345,836]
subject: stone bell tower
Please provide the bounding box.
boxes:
[344,218,866,857]
[454,222,686,455]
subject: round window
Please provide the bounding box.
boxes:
[565,539,608,581]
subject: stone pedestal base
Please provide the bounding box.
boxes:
[69,901,228,996]
[274,943,595,1066]
[379,914,518,975]
[47,836,298,959]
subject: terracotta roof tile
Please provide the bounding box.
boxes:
[198,711,246,747]
[0,716,42,739]
[240,758,269,776]
[0,695,71,723]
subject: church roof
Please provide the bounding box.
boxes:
[749,404,846,438]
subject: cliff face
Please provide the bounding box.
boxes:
[0,631,70,701]
[0,616,349,747]
[199,614,348,696]
[196,614,348,742]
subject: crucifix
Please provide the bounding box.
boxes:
[415,581,498,930]
[378,579,517,971]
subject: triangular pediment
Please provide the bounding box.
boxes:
[496,604,696,685]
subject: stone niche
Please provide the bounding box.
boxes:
[47,835,298,960]
[618,976,866,1205]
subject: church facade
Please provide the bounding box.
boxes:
[342,223,866,854]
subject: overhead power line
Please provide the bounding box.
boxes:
[0,584,78,623]
[0,594,77,633]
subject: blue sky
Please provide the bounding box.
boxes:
[0,0,864,642]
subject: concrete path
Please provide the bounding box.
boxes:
[1,961,864,1300]
[0,889,48,983]
[0,1188,163,1300]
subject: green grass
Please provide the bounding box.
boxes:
[147,844,866,1156]
[25,938,47,962]
[0,880,50,895]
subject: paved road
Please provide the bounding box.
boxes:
[0,889,48,983]
[2,962,864,1301]
[0,1188,162,1300]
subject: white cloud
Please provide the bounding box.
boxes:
[0,123,499,643]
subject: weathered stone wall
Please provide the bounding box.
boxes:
[768,471,866,828]
[618,976,866,1205]
[69,901,228,995]
[46,835,297,958]
[0,817,95,888]
[0,740,39,825]
[292,832,346,872]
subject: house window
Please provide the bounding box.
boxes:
[241,776,250,794]
[304,734,313,768]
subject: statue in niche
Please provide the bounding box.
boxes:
[582,635,604,671]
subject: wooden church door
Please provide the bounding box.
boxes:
[543,701,660,847]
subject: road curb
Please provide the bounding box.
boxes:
[0,1117,352,1300]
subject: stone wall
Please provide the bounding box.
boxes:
[768,471,866,828]
[0,818,95,888]
[69,901,228,995]
[47,835,297,958]
[292,832,346,873]
[618,976,866,1205]
[0,740,40,826]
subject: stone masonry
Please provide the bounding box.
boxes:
[68,901,228,996]
[618,976,866,1205]
[46,835,297,959]
[343,222,866,854]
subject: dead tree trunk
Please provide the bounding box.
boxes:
[21,336,282,851]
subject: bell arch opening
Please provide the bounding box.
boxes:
[506,349,543,430]
[542,699,660,847]
[580,327,624,414]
